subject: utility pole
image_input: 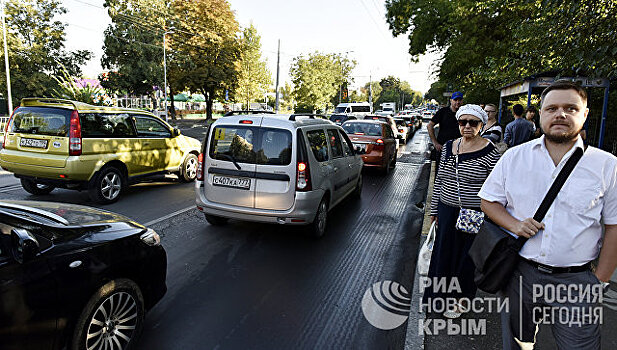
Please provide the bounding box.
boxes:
[275,39,280,112]
[2,0,12,113]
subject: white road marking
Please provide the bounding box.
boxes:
[144,205,196,227]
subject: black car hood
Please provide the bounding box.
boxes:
[0,200,140,227]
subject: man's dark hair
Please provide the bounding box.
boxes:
[525,105,537,114]
[512,104,524,116]
[540,79,588,104]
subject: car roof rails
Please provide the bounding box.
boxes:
[289,113,327,121]
[224,110,275,117]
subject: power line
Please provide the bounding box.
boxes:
[358,0,390,41]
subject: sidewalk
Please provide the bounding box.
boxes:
[405,161,617,349]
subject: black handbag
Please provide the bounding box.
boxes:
[468,147,584,293]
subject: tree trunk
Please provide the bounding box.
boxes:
[206,87,214,120]
[169,87,177,120]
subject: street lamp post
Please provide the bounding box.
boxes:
[1,0,12,113]
[162,28,174,121]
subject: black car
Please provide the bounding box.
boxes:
[0,200,167,350]
[329,113,357,125]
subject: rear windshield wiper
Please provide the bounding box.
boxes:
[220,154,242,170]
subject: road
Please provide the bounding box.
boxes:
[0,121,432,349]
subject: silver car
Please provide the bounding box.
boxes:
[194,114,364,237]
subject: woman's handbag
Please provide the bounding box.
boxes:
[418,221,436,275]
[454,143,484,234]
[468,147,584,293]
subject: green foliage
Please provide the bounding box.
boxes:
[100,0,167,95]
[374,76,423,110]
[52,65,109,105]
[289,52,356,112]
[0,0,92,106]
[168,0,242,119]
[385,0,617,101]
[236,24,272,108]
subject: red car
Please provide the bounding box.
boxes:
[342,120,397,174]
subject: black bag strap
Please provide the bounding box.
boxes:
[515,147,584,248]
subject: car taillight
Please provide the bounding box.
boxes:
[197,153,204,181]
[1,106,18,150]
[296,161,311,191]
[371,139,384,148]
[68,110,81,156]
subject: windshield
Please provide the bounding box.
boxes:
[342,122,382,136]
[334,107,348,113]
[9,107,71,136]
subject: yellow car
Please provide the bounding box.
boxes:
[0,98,202,203]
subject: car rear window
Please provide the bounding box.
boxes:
[9,107,71,136]
[394,119,406,126]
[209,126,292,165]
[342,122,382,136]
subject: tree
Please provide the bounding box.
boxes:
[374,76,422,110]
[236,24,272,109]
[289,52,355,113]
[168,0,242,119]
[386,0,617,101]
[100,0,167,97]
[0,0,91,107]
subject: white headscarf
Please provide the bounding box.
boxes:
[455,104,488,125]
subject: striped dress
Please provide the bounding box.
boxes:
[424,139,501,303]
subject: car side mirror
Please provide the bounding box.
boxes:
[11,228,39,264]
[172,127,180,137]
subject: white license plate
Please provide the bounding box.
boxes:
[353,143,366,151]
[212,175,251,190]
[20,138,48,149]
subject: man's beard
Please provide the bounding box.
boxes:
[543,124,583,143]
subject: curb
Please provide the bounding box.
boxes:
[404,160,436,350]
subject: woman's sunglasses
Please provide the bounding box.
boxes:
[457,119,481,127]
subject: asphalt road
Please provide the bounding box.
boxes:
[0,121,432,349]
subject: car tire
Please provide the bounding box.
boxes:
[205,214,229,226]
[308,198,328,238]
[179,153,198,182]
[391,151,398,168]
[353,174,362,198]
[20,178,55,195]
[71,279,145,350]
[89,166,124,204]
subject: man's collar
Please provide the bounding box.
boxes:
[533,135,585,152]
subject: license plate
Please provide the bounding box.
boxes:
[212,175,251,190]
[20,138,48,149]
[353,143,366,151]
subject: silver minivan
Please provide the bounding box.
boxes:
[194,114,363,237]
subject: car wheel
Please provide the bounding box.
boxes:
[205,214,229,226]
[20,178,55,195]
[71,279,144,350]
[353,174,362,198]
[308,198,328,238]
[179,153,198,182]
[89,166,124,204]
[391,151,398,168]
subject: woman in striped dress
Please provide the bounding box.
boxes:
[423,104,501,318]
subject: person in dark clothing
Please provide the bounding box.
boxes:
[525,105,541,139]
[503,104,534,147]
[428,91,463,172]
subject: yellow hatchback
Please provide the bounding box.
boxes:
[0,98,202,203]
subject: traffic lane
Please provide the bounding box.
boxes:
[0,174,196,224]
[137,130,430,349]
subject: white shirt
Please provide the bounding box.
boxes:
[479,136,617,267]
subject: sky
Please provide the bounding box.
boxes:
[60,0,439,94]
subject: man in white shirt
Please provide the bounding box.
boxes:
[479,80,617,350]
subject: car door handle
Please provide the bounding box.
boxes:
[69,260,82,268]
[143,142,150,146]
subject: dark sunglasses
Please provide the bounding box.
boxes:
[457,119,481,127]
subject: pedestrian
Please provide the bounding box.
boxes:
[424,104,501,318]
[503,104,534,147]
[479,80,617,350]
[427,91,463,173]
[525,105,541,139]
[481,103,503,143]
